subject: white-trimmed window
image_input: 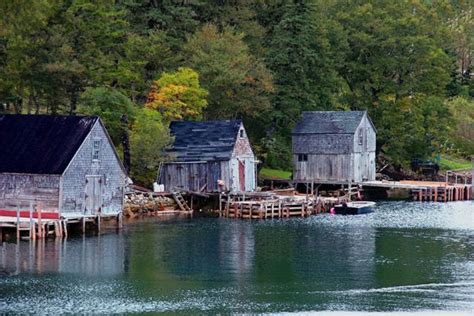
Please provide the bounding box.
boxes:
[92,138,102,160]
[358,129,363,145]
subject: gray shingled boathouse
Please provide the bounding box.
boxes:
[0,115,127,219]
[159,120,257,192]
[292,111,376,183]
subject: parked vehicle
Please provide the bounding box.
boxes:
[411,158,440,175]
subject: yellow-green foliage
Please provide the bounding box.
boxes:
[130,108,172,186]
[145,67,208,121]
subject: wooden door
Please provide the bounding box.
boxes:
[239,160,245,192]
[85,176,103,215]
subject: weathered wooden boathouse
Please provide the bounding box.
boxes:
[159,120,257,192]
[0,115,127,220]
[292,111,376,183]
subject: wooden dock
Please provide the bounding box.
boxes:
[362,180,472,202]
[0,203,123,242]
[0,210,67,240]
[219,192,344,219]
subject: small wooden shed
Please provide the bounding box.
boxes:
[0,115,127,219]
[292,111,376,183]
[159,120,257,192]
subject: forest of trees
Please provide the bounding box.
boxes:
[1,0,473,185]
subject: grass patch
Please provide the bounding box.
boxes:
[259,168,292,180]
[439,155,472,171]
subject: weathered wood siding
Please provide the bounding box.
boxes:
[230,125,257,192]
[161,123,257,193]
[0,174,60,211]
[61,121,126,217]
[160,161,230,192]
[293,134,353,155]
[292,112,376,182]
[352,114,376,181]
[293,154,352,181]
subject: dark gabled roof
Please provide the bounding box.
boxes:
[0,114,98,174]
[293,111,367,134]
[168,120,242,162]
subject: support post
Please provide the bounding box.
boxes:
[348,182,352,202]
[97,213,101,235]
[29,202,33,239]
[63,220,68,238]
[219,193,222,216]
[16,205,20,240]
[117,213,123,230]
[37,203,43,239]
[471,157,474,199]
[82,216,86,234]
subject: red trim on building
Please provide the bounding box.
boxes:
[0,209,60,219]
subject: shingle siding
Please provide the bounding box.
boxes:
[161,121,257,192]
[0,174,60,211]
[61,121,126,217]
[0,116,126,218]
[292,111,376,182]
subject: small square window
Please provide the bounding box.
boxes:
[298,154,308,162]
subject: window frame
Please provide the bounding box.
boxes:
[298,154,308,162]
[92,138,102,161]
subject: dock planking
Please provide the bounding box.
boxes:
[361,180,472,202]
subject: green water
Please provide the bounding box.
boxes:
[1,201,473,314]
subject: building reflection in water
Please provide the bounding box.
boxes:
[0,233,126,276]
[218,221,255,280]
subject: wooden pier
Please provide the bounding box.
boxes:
[219,192,344,219]
[361,180,472,202]
[0,203,123,242]
[0,210,67,241]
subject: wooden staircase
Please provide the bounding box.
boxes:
[172,192,192,212]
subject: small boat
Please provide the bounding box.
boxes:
[334,201,376,215]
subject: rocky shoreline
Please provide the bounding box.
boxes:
[123,192,178,218]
